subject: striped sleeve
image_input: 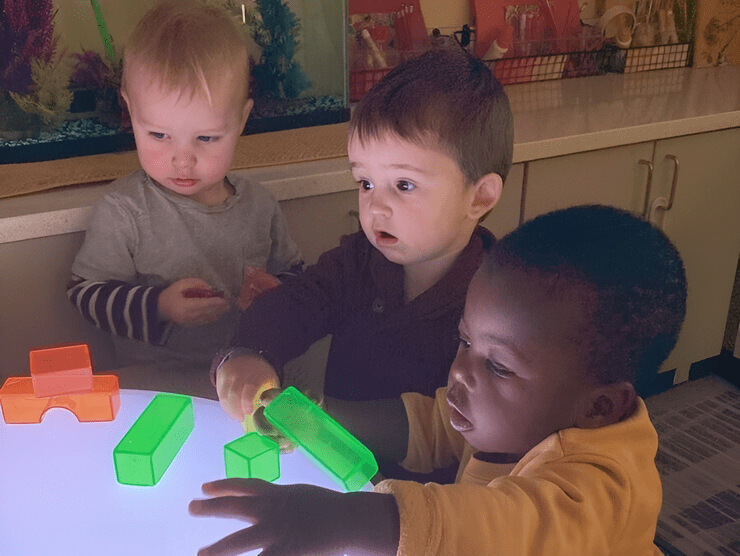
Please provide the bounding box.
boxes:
[67,277,168,345]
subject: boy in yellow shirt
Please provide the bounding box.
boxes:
[191,204,686,556]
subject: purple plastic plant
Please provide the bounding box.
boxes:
[70,50,114,89]
[0,0,56,94]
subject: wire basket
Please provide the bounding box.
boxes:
[349,66,395,102]
[488,42,692,86]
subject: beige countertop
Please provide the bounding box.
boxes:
[2,65,739,244]
[508,65,740,159]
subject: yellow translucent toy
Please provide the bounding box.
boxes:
[242,376,281,433]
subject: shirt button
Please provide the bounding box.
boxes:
[372,298,384,313]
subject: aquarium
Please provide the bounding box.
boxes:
[0,0,349,165]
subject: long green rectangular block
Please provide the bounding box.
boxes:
[113,393,194,486]
[263,386,378,492]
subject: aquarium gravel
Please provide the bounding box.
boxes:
[0,118,119,147]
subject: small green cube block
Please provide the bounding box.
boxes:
[224,433,280,482]
[113,393,194,486]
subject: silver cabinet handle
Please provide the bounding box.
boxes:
[663,154,679,211]
[649,154,680,224]
[639,159,653,220]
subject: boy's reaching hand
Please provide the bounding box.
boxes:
[216,352,281,422]
[250,388,295,452]
[158,278,229,327]
[189,478,400,556]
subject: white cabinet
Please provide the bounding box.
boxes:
[519,129,740,383]
[648,128,740,382]
[522,142,655,219]
[280,189,360,265]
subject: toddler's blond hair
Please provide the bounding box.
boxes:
[122,0,249,106]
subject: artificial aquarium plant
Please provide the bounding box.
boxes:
[0,0,72,135]
[233,0,312,99]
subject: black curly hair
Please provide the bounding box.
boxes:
[483,205,687,393]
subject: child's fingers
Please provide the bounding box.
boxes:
[200,477,274,497]
[190,480,274,521]
[189,495,258,521]
[240,377,280,417]
[253,407,295,453]
[259,387,283,407]
[196,525,267,556]
[188,298,229,326]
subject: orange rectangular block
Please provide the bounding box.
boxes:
[0,375,120,424]
[30,344,93,397]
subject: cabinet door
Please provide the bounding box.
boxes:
[522,143,655,220]
[279,189,360,265]
[649,128,740,382]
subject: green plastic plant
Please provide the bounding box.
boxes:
[226,0,312,99]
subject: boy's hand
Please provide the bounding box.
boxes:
[251,388,326,453]
[189,478,399,556]
[158,278,229,327]
[251,388,295,453]
[216,352,280,421]
[238,267,281,310]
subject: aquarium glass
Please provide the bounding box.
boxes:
[0,0,348,165]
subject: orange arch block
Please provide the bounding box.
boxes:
[0,375,120,424]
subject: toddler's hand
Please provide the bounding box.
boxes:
[251,388,296,453]
[158,278,229,327]
[238,267,281,310]
[251,388,326,453]
[216,352,280,421]
[189,478,399,556]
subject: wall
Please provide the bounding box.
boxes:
[0,231,118,382]
[55,0,158,59]
[419,0,470,34]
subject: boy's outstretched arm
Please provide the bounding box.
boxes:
[324,396,409,464]
[189,478,400,556]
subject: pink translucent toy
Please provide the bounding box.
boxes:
[30,343,94,397]
[0,375,120,424]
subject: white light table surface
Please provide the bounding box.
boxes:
[0,388,369,556]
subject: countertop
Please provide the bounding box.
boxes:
[2,65,739,244]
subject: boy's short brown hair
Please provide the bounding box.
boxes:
[121,0,249,106]
[349,48,514,185]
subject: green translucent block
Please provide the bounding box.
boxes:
[264,386,378,492]
[224,433,280,482]
[113,394,194,486]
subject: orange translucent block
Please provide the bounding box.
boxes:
[0,375,120,424]
[30,343,93,397]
